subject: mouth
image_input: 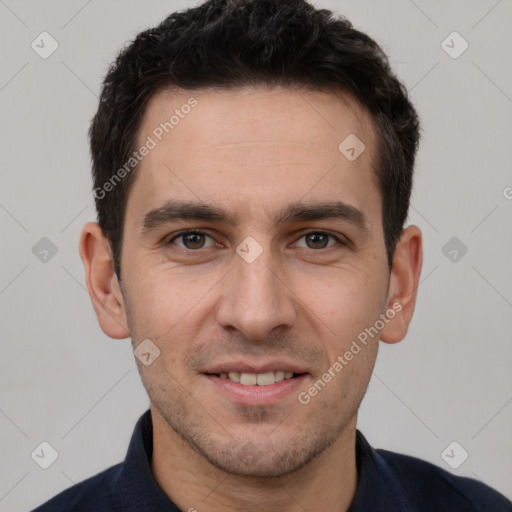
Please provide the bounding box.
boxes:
[205,370,305,386]
[201,364,309,405]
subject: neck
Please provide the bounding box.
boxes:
[150,407,359,512]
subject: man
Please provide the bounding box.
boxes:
[33,0,512,510]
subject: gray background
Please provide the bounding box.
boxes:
[1,0,511,510]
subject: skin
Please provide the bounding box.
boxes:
[80,85,422,512]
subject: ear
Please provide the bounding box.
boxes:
[79,222,130,339]
[380,224,423,344]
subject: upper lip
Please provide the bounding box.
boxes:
[203,360,308,375]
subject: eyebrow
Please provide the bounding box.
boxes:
[140,199,370,236]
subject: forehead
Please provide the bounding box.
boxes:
[128,85,381,231]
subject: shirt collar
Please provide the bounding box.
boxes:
[113,409,413,511]
[348,430,414,511]
[113,409,180,511]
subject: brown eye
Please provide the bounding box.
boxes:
[168,231,214,250]
[295,231,342,250]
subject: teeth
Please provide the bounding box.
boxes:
[228,371,240,382]
[256,372,275,386]
[240,372,257,385]
[274,370,285,382]
[218,370,297,386]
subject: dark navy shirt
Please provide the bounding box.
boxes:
[32,409,512,511]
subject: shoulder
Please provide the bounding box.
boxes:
[31,462,122,512]
[377,448,512,511]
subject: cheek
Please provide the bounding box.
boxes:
[121,268,178,340]
[124,264,218,344]
[297,269,384,345]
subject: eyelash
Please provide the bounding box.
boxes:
[166,229,345,251]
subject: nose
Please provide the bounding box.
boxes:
[216,242,297,341]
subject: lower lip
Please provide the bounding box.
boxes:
[202,374,308,405]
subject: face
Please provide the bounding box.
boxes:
[118,86,392,477]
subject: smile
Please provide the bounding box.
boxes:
[215,370,298,386]
[202,372,309,405]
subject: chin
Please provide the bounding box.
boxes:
[191,432,336,478]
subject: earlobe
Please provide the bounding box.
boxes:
[380,225,423,344]
[79,222,130,339]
